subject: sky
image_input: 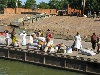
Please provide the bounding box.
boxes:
[21,0,50,4]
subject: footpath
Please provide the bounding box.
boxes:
[0,34,100,62]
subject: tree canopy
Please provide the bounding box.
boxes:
[0,0,100,13]
[37,1,50,9]
[24,0,36,9]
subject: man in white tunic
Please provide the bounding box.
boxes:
[5,30,10,46]
[20,30,27,46]
[74,32,82,51]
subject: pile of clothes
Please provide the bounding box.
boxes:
[27,37,46,50]
[55,43,72,53]
[80,48,96,56]
[44,40,55,52]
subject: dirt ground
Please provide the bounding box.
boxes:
[0,14,100,39]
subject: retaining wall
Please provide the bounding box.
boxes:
[4,8,56,15]
[0,46,99,75]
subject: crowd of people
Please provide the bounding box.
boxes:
[4,28,52,50]
[4,28,100,54]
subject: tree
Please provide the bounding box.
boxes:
[17,0,23,8]
[85,0,100,11]
[7,0,23,8]
[7,0,16,8]
[24,0,36,9]
[48,0,69,10]
[48,0,56,9]
[63,0,69,9]
[37,1,50,9]
[68,0,82,9]
[0,0,8,11]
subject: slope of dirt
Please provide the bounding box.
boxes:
[29,16,100,37]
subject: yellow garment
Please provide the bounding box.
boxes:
[11,35,16,45]
[39,32,43,37]
[38,41,45,45]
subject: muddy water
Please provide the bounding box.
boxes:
[0,59,87,75]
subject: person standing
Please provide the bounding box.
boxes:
[46,29,52,43]
[74,32,82,51]
[38,30,43,37]
[20,30,27,46]
[91,33,97,50]
[11,28,16,46]
[4,30,10,46]
[30,34,33,44]
[97,36,100,53]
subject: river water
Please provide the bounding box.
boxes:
[0,59,87,75]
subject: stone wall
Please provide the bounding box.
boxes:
[4,8,56,15]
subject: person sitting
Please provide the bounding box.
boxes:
[14,40,21,47]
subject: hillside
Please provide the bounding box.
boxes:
[29,16,100,37]
[0,14,100,38]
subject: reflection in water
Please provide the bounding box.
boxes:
[0,59,86,75]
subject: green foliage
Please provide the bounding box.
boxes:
[37,1,50,9]
[47,0,100,12]
[7,0,22,8]
[68,0,82,9]
[7,0,16,8]
[18,0,23,8]
[48,0,68,10]
[0,0,8,10]
[85,0,100,11]
[0,0,100,13]
[24,0,36,9]
[63,0,69,9]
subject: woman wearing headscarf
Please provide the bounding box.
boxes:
[11,28,16,46]
[74,32,82,51]
[20,30,27,46]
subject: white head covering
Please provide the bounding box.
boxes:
[23,30,25,33]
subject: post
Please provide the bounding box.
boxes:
[43,55,45,64]
[7,49,9,58]
[82,0,85,16]
[16,0,18,14]
[23,52,26,61]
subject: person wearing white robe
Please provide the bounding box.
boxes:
[5,30,10,46]
[30,34,33,44]
[20,30,27,46]
[74,32,82,51]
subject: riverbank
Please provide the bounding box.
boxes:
[0,38,100,75]
[0,14,100,37]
